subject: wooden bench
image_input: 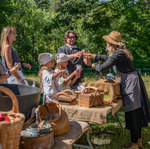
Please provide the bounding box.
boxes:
[52,120,93,149]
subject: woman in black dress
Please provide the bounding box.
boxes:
[90,31,150,149]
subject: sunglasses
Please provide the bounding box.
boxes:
[68,36,76,39]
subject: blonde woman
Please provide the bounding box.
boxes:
[55,53,81,90]
[89,31,150,149]
[38,53,66,103]
[0,26,31,85]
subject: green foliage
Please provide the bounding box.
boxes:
[0,0,14,31]
[0,0,150,68]
[6,0,55,64]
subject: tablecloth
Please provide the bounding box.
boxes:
[62,99,123,124]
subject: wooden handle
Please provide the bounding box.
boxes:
[44,102,52,120]
[46,101,62,123]
[55,92,72,100]
[0,86,19,113]
[83,86,99,96]
[63,89,76,96]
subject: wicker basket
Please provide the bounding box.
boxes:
[20,129,54,149]
[78,86,104,108]
[39,101,71,136]
[0,86,25,149]
[53,89,76,103]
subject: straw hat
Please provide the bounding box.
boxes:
[103,31,122,46]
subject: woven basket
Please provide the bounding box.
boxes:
[39,101,71,136]
[0,86,25,149]
[20,129,54,149]
[53,89,76,102]
[78,86,104,108]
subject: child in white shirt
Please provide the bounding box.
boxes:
[55,53,81,91]
[38,53,66,103]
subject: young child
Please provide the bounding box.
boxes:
[38,53,66,103]
[55,53,81,90]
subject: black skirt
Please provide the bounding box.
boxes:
[125,107,148,130]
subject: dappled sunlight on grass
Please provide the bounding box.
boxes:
[24,74,40,87]
[142,75,150,98]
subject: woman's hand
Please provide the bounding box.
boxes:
[84,53,91,59]
[20,80,26,85]
[84,53,96,59]
[10,65,20,75]
[22,63,31,70]
[91,63,95,69]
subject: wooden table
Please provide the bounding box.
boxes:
[62,99,124,135]
[53,99,124,149]
[61,99,123,124]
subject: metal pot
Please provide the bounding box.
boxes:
[0,84,41,119]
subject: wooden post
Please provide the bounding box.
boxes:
[98,52,103,79]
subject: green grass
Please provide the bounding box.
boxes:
[24,74,150,149]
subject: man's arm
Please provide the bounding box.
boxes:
[57,47,83,60]
[67,51,83,60]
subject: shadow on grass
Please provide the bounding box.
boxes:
[74,108,150,149]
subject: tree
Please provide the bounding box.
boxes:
[0,0,14,33]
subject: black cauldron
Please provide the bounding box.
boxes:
[0,84,41,119]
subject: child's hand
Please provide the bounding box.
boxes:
[60,70,66,75]
[76,70,81,78]
[73,70,78,75]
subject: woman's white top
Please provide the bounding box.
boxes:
[7,70,28,85]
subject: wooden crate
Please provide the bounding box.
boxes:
[78,93,104,108]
